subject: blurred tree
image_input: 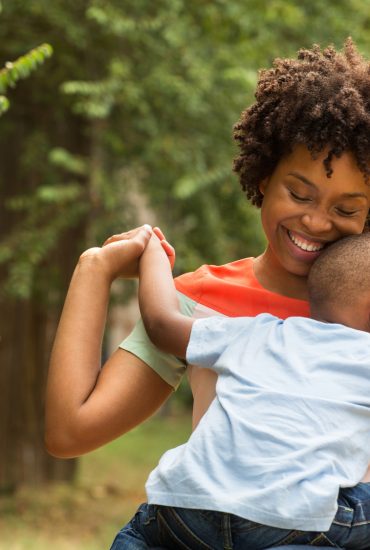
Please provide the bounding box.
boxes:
[0,41,56,493]
[0,0,369,489]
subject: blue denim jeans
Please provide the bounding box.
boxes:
[109,483,370,549]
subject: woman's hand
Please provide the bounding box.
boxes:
[79,225,153,282]
[81,225,176,283]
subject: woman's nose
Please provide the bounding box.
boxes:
[301,211,333,234]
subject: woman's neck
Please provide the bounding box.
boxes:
[253,252,309,301]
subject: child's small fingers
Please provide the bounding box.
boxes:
[160,240,176,269]
[153,227,175,257]
[160,239,175,255]
[153,226,165,241]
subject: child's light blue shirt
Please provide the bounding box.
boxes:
[145,314,370,530]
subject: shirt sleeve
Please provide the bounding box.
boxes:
[186,316,256,370]
[119,291,197,389]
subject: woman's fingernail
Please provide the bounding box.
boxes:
[143,224,152,232]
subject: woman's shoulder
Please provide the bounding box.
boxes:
[174,257,309,318]
[174,257,256,301]
[175,257,254,287]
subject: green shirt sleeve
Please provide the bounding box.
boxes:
[119,292,197,389]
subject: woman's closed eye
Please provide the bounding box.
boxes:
[289,189,312,202]
[335,207,359,217]
[289,189,360,216]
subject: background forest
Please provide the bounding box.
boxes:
[0,0,369,547]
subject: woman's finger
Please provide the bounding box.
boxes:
[102,226,144,247]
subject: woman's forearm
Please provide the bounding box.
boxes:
[45,226,175,458]
[45,253,111,443]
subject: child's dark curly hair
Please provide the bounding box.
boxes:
[233,38,370,208]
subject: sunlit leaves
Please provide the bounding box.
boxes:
[0,95,9,114]
[0,43,53,92]
[0,43,52,116]
[49,148,88,176]
[1,0,370,298]
[61,79,120,118]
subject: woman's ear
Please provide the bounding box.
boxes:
[259,178,268,196]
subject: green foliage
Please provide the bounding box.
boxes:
[49,148,88,176]
[0,0,369,491]
[0,43,52,116]
[1,183,85,299]
[0,1,369,298]
[0,95,9,114]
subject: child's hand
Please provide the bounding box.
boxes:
[152,227,176,269]
[140,230,169,264]
[80,225,152,282]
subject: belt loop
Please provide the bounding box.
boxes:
[222,513,233,550]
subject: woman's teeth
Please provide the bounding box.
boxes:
[288,231,324,252]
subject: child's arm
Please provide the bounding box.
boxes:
[139,234,194,359]
[45,226,174,458]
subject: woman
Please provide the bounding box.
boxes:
[46,39,370,549]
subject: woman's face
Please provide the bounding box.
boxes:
[259,144,370,280]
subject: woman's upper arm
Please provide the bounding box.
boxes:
[120,315,187,387]
[45,348,173,458]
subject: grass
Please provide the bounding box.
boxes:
[0,412,192,550]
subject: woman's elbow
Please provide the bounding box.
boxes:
[45,436,74,459]
[44,425,84,459]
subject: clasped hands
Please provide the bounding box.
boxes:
[79,225,175,282]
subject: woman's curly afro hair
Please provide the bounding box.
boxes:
[233,38,370,208]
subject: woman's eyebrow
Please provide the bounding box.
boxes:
[288,172,316,188]
[288,171,368,199]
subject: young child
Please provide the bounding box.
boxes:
[113,230,370,549]
[45,39,370,548]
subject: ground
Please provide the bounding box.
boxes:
[0,412,191,549]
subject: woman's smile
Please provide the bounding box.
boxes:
[287,229,326,253]
[283,228,329,264]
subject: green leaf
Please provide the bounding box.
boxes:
[49,148,88,176]
[0,95,9,115]
[0,43,53,95]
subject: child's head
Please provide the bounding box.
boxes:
[308,233,370,331]
[233,38,370,222]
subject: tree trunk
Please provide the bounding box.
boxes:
[0,295,77,492]
[0,92,86,492]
